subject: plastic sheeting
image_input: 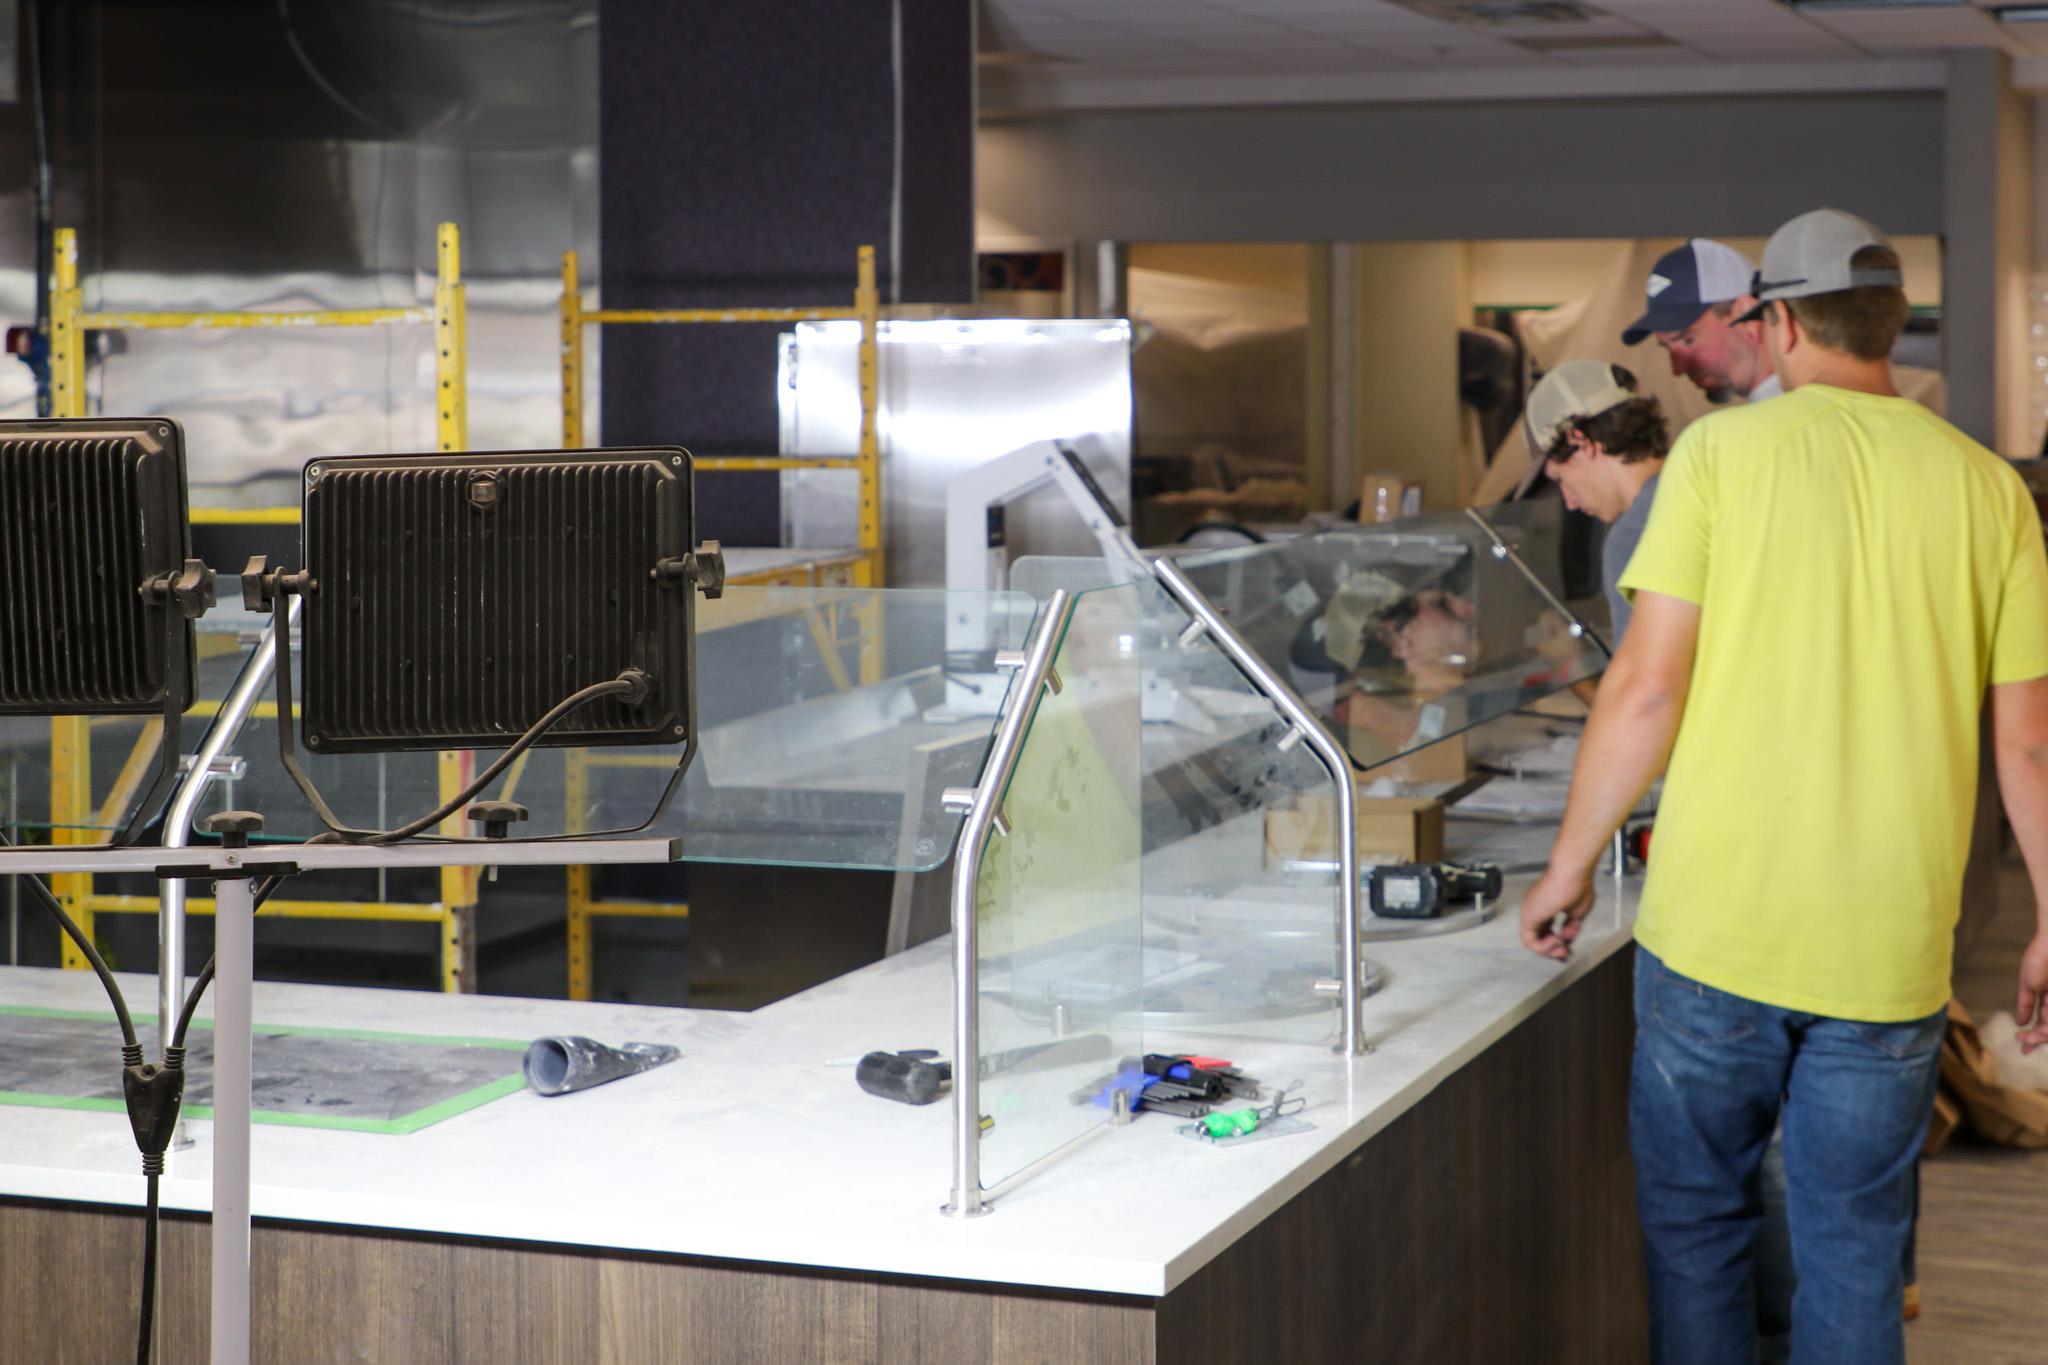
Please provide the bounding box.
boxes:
[1129,266,1308,492]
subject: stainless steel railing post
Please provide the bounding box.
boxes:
[941,589,1077,1218]
[1151,557,1371,1057]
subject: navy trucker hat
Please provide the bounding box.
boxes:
[1620,239,1758,346]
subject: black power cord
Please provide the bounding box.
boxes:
[136,1167,159,1365]
[171,868,290,1052]
[262,588,698,846]
[2,831,293,1365]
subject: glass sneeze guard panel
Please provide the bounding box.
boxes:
[974,583,1144,1193]
[60,586,1035,871]
[1013,557,1343,1045]
[1171,498,1607,778]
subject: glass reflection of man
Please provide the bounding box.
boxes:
[1374,590,1477,696]
[1340,588,1481,758]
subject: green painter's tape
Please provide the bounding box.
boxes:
[0,1089,126,1116]
[1,1007,531,1132]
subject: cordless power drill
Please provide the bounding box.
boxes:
[1367,860,1504,919]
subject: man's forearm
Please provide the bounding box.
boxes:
[1996,735,2048,938]
[1548,669,1686,875]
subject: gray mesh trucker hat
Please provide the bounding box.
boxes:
[1735,209,1903,322]
[1525,359,1637,454]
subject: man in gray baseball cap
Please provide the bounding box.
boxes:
[1522,205,2048,1364]
[1735,208,1906,324]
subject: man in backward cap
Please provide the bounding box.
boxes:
[1521,207,2048,1363]
[1524,359,1670,646]
[1624,238,1782,406]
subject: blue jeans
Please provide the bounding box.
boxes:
[1631,948,1944,1365]
[1753,1134,1923,1365]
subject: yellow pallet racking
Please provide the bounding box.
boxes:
[43,223,489,992]
[558,244,882,589]
[556,246,885,999]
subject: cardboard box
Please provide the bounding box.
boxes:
[1265,791,1446,866]
[1379,731,1469,785]
[1359,472,1423,524]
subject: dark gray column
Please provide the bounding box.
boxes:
[598,1,974,544]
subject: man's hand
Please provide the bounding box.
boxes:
[1518,591,1698,963]
[2017,930,2048,1053]
[1520,863,1597,962]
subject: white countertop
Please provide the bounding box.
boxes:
[0,852,1635,1298]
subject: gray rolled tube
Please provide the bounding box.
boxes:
[523,1037,679,1096]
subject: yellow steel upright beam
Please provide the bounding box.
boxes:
[434,223,467,454]
[566,865,594,1002]
[48,714,92,970]
[47,228,92,966]
[41,223,483,982]
[432,222,478,990]
[561,250,585,449]
[437,746,478,994]
[564,748,594,1000]
[852,246,885,679]
[50,229,84,419]
[854,245,882,589]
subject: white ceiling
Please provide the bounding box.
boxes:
[980,0,2048,77]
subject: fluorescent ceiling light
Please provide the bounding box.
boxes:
[1992,4,2048,20]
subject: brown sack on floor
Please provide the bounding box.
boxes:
[1924,1088,1961,1157]
[1936,998,2048,1150]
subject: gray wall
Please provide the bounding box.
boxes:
[979,93,1944,244]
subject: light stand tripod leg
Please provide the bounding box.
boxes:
[210,873,254,1365]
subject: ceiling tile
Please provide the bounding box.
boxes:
[981,0,1959,77]
[1798,4,2018,53]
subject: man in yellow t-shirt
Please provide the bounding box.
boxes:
[1519,208,2048,1365]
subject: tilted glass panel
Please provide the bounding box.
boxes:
[975,584,1144,1193]
[1014,557,1347,1044]
[1173,499,1608,778]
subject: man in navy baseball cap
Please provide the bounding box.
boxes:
[1623,238,1779,405]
